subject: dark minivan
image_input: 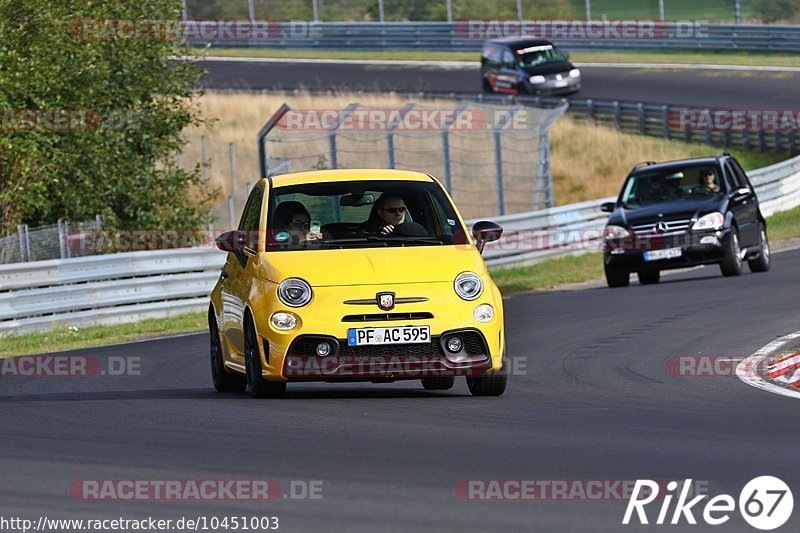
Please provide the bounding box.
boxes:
[481,37,581,95]
[601,154,770,287]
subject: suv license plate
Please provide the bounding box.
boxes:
[644,247,682,261]
[347,326,430,346]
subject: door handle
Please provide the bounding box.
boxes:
[221,270,229,279]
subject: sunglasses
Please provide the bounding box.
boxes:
[382,207,407,214]
[290,219,310,229]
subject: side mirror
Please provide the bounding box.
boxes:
[472,221,503,253]
[730,187,752,201]
[600,202,615,213]
[215,230,246,253]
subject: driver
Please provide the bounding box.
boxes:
[698,170,720,193]
[364,195,427,237]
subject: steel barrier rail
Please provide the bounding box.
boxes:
[1,153,799,335]
[186,22,800,53]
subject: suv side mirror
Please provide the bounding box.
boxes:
[730,187,752,201]
[216,230,247,253]
[472,221,503,253]
[600,202,615,213]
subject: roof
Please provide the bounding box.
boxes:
[630,156,723,175]
[267,168,435,187]
[485,37,554,48]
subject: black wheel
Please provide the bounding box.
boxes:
[209,310,246,393]
[748,224,771,273]
[421,376,455,391]
[637,270,660,285]
[466,353,507,397]
[244,315,286,399]
[482,77,492,93]
[720,227,743,277]
[605,266,630,288]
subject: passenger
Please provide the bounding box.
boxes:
[363,195,427,237]
[272,201,322,244]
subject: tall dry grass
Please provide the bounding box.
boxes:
[185,91,722,221]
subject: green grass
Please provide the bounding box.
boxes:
[725,149,789,172]
[198,47,800,68]
[491,252,604,292]
[0,312,207,357]
[765,204,800,242]
[567,0,754,21]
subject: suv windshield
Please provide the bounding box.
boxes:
[620,165,725,207]
[514,44,567,67]
[267,180,468,251]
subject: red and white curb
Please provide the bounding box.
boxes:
[737,331,800,399]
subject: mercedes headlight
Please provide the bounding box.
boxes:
[603,225,630,242]
[454,272,483,301]
[569,68,581,78]
[278,278,312,307]
[529,75,546,84]
[692,212,724,231]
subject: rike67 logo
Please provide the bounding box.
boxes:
[623,476,793,530]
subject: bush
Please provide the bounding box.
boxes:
[753,0,800,22]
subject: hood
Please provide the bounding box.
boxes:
[257,245,487,287]
[521,61,573,76]
[614,198,723,227]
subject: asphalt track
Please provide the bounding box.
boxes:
[198,58,800,110]
[3,249,800,532]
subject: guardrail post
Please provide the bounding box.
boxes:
[201,135,209,182]
[758,130,766,152]
[229,143,238,230]
[613,101,621,131]
[328,132,339,169]
[58,219,67,259]
[662,105,670,140]
[386,131,396,168]
[775,131,783,153]
[705,128,713,146]
[17,224,30,262]
[586,99,594,121]
[742,129,751,151]
[684,128,691,144]
[637,103,645,135]
[724,130,731,148]
[493,129,505,216]
[789,130,797,155]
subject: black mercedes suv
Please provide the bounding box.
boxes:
[601,154,770,287]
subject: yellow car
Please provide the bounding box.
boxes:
[208,169,506,398]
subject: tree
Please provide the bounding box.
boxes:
[753,0,800,22]
[0,0,217,238]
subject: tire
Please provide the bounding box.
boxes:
[748,224,771,273]
[482,77,492,93]
[209,310,246,393]
[244,315,286,399]
[605,266,630,288]
[720,228,743,277]
[421,376,455,391]
[637,270,660,285]
[466,354,508,397]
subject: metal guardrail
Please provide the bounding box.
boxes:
[2,154,799,335]
[187,22,800,53]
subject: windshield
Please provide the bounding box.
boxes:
[514,44,567,67]
[267,180,468,251]
[620,165,725,207]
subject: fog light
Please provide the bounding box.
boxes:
[700,236,718,245]
[316,342,331,356]
[270,312,297,331]
[446,337,463,353]
[473,304,494,323]
[610,248,625,255]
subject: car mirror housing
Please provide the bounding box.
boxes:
[472,221,503,253]
[215,230,247,253]
[600,202,615,213]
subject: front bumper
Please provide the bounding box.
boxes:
[525,76,581,95]
[604,229,729,272]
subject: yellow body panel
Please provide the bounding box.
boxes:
[209,169,505,383]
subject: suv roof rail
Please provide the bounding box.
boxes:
[716,152,731,158]
[630,161,657,173]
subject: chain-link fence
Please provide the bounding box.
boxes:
[0,217,104,265]
[258,101,567,219]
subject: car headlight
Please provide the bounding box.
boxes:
[692,212,724,231]
[529,75,546,84]
[569,68,581,78]
[270,312,297,331]
[603,225,630,242]
[454,272,483,301]
[277,278,312,307]
[473,304,494,323]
